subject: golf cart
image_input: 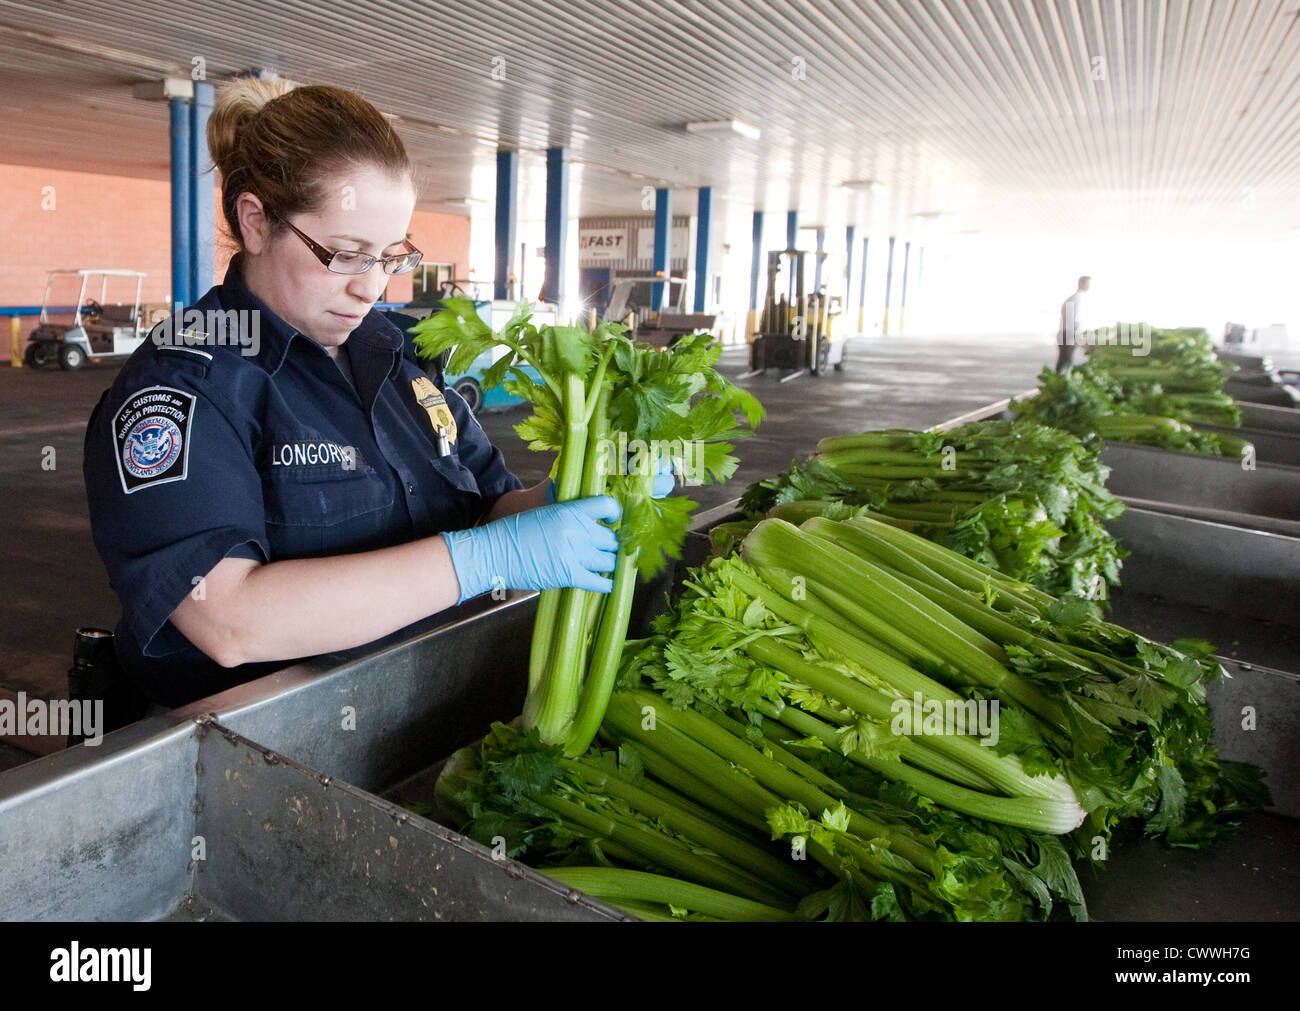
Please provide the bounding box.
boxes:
[25,269,154,370]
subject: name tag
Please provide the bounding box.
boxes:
[270,441,361,471]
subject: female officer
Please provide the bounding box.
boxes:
[83,80,634,708]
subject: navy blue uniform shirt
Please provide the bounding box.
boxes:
[84,257,522,706]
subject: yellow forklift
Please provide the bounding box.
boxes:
[747,248,844,380]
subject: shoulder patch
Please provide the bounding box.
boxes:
[112,386,196,494]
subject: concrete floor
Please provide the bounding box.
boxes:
[0,332,1059,769]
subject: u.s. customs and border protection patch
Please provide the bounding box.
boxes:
[112,386,196,494]
[410,376,458,449]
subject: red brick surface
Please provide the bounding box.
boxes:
[0,163,470,308]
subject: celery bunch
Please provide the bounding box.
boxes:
[412,301,762,755]
[734,420,1127,601]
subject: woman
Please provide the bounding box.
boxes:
[83,80,631,707]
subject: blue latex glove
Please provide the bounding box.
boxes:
[651,456,676,498]
[545,457,674,503]
[443,496,622,603]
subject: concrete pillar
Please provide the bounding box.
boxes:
[749,210,764,310]
[541,147,569,307]
[494,149,518,301]
[814,227,825,291]
[899,240,911,333]
[692,186,712,313]
[652,187,672,311]
[169,96,192,309]
[189,82,214,298]
[857,236,869,332]
[882,235,896,334]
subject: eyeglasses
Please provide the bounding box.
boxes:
[273,214,423,275]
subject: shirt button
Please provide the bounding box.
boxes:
[407,483,416,495]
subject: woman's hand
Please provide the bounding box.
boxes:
[442,496,623,602]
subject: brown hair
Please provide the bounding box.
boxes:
[207,79,412,248]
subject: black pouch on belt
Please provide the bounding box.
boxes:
[66,627,152,747]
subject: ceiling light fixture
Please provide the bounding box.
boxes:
[686,119,761,141]
[842,179,884,193]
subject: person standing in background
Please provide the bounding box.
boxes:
[1055,275,1091,373]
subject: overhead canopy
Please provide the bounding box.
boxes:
[1,0,1296,239]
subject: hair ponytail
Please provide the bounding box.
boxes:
[207,80,412,248]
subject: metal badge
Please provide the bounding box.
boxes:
[410,377,458,450]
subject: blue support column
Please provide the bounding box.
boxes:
[494,149,518,301]
[189,82,214,299]
[786,209,798,250]
[813,227,825,290]
[651,187,672,311]
[882,235,896,334]
[169,96,192,310]
[692,186,712,313]
[749,210,764,310]
[857,236,869,332]
[899,240,911,333]
[541,147,568,308]
[844,225,855,308]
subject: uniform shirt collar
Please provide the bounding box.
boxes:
[217,254,403,376]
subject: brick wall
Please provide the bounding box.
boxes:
[0,163,470,308]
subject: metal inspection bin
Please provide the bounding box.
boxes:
[1,512,1293,920]
[1240,402,1300,435]
[682,502,1300,917]
[1105,507,1300,673]
[1194,422,1300,468]
[682,501,1298,804]
[224,553,1297,918]
[1100,442,1300,536]
[1225,374,1300,409]
[2,435,1295,920]
[0,622,624,922]
[0,571,688,921]
[934,395,1300,536]
[1192,402,1300,469]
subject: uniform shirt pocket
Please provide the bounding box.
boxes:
[262,464,398,556]
[429,452,482,497]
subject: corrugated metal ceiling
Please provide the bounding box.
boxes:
[0,0,1296,238]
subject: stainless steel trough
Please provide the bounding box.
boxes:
[1240,402,1300,436]
[1,408,1295,921]
[934,394,1300,536]
[1100,442,1300,536]
[0,644,623,922]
